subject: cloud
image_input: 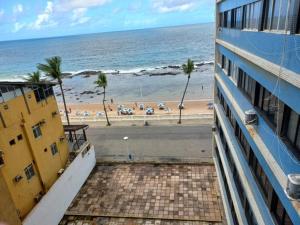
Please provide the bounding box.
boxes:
[30,1,57,30]
[13,22,25,32]
[57,0,111,12]
[71,8,90,26]
[13,4,23,15]
[152,0,196,13]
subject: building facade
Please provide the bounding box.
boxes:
[214,0,300,225]
[0,82,69,224]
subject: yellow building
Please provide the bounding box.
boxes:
[0,81,69,225]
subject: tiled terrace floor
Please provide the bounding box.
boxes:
[60,164,225,225]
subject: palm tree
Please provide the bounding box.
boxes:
[95,72,111,126]
[178,59,195,124]
[37,56,70,125]
[25,71,42,83]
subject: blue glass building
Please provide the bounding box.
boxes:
[213,0,300,224]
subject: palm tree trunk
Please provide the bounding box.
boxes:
[178,75,190,124]
[59,81,70,125]
[103,87,111,126]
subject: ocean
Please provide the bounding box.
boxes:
[0,23,214,78]
[0,23,215,102]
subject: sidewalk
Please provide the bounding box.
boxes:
[62,113,214,127]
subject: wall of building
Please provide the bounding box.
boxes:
[0,88,69,219]
[0,172,22,225]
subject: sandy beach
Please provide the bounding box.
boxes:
[58,99,213,119]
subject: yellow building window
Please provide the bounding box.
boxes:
[50,143,58,155]
[24,164,35,180]
[32,124,42,139]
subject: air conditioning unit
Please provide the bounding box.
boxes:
[34,193,43,203]
[244,109,258,125]
[14,175,23,182]
[286,174,300,200]
[39,119,46,126]
[57,168,64,176]
[52,111,58,117]
[212,125,216,132]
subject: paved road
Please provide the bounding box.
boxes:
[87,125,212,163]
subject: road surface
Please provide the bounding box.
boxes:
[87,125,212,163]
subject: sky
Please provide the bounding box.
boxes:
[0,0,214,41]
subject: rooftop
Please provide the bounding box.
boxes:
[60,163,225,225]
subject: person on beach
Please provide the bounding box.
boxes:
[111,98,114,104]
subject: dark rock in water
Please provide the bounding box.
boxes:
[196,61,214,67]
[76,71,99,76]
[149,71,180,76]
[76,98,80,100]
[56,93,61,96]
[161,67,167,69]
[83,74,90,78]
[133,73,143,76]
[111,70,120,75]
[90,96,94,98]
[80,91,95,95]
[63,88,72,92]
[62,72,72,77]
[140,70,146,72]
[168,65,180,69]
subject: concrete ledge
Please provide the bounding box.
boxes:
[23,146,96,225]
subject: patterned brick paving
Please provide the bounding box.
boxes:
[62,164,224,224]
[60,216,224,225]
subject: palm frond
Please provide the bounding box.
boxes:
[25,71,41,83]
[182,58,195,75]
[37,56,62,81]
[94,72,107,88]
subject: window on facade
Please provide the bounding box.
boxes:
[224,11,228,27]
[50,143,58,155]
[298,5,300,33]
[255,84,280,127]
[17,134,23,141]
[32,125,42,138]
[271,193,294,225]
[228,60,232,76]
[221,55,226,69]
[231,64,239,85]
[24,164,35,180]
[0,152,4,166]
[244,0,262,30]
[44,85,54,98]
[282,106,300,153]
[33,86,46,102]
[9,139,16,146]
[237,69,256,102]
[264,0,293,31]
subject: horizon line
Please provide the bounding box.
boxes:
[0,22,214,43]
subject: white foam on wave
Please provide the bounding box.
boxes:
[63,60,214,77]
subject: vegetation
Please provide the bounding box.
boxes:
[25,71,42,83]
[178,59,195,124]
[95,72,111,126]
[37,56,70,125]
